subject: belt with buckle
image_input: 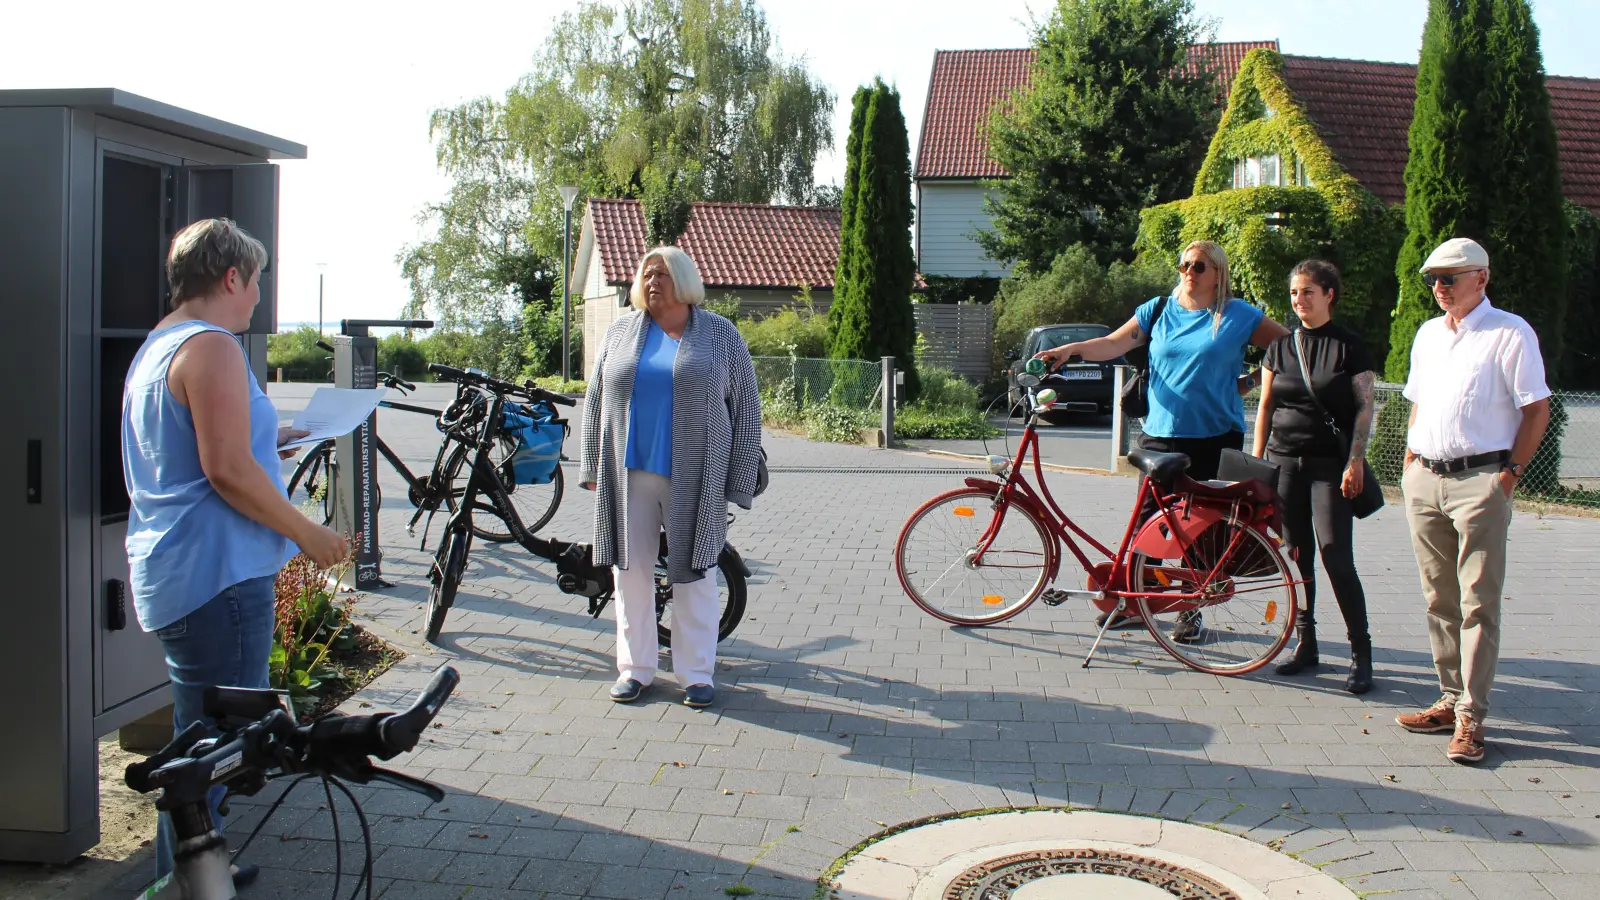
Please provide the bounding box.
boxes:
[1415,450,1509,475]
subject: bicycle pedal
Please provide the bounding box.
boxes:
[1040,589,1071,607]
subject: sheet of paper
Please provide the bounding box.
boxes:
[282,388,389,450]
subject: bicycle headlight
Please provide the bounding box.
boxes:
[986,455,1011,476]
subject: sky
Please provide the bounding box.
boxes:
[7,0,1599,329]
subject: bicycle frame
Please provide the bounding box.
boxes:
[970,398,1290,665]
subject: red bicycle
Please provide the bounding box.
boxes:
[894,381,1300,676]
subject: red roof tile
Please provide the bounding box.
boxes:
[914,41,1279,179]
[587,199,843,289]
[1280,55,1600,214]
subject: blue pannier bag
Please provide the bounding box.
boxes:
[501,402,564,485]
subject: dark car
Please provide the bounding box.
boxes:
[1005,323,1126,420]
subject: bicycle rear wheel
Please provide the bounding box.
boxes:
[286,440,335,526]
[653,538,747,646]
[895,487,1052,626]
[425,525,471,645]
[1134,520,1296,676]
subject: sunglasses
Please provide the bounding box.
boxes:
[1178,260,1210,275]
[1422,269,1483,289]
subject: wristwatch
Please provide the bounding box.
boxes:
[1501,462,1524,478]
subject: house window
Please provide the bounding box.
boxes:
[1231,154,1285,189]
[1295,158,1312,186]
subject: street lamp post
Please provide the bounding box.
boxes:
[316,262,328,335]
[558,185,580,382]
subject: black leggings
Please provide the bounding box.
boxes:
[1267,452,1370,650]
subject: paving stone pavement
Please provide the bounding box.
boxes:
[154,388,1600,900]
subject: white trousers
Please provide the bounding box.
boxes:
[616,468,719,687]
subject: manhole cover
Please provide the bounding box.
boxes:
[943,848,1240,900]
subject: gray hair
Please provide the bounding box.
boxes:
[629,245,706,311]
[167,218,268,307]
[1173,240,1232,336]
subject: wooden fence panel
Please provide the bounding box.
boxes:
[913,303,993,383]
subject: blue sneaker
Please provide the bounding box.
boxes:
[610,679,649,703]
[683,684,715,709]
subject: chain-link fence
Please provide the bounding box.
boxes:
[752,356,883,442]
[1130,383,1600,510]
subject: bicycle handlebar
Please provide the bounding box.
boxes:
[377,371,417,392]
[427,363,577,408]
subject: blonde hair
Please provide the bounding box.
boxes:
[1174,240,1232,336]
[628,245,706,311]
[167,218,268,307]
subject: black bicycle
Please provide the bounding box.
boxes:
[285,371,564,544]
[125,665,460,899]
[420,363,750,647]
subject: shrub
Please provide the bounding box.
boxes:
[529,375,587,395]
[915,365,981,410]
[894,405,1000,440]
[703,293,743,322]
[272,554,354,717]
[267,326,330,380]
[378,333,428,380]
[738,295,829,358]
[992,245,1171,373]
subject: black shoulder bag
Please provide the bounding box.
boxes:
[1292,329,1384,519]
[1119,295,1170,419]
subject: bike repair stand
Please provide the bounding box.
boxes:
[332,319,432,589]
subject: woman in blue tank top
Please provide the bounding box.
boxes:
[122,218,348,884]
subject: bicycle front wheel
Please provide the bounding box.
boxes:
[895,487,1053,626]
[425,525,471,645]
[286,440,335,526]
[1134,520,1296,676]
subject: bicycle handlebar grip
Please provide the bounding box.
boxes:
[428,363,469,382]
[316,340,336,353]
[524,383,577,407]
[376,666,460,759]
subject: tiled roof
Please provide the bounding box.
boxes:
[587,199,843,289]
[1280,55,1600,214]
[914,41,1279,179]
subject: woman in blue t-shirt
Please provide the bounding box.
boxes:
[1036,240,1288,634]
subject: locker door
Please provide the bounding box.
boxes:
[178,164,280,335]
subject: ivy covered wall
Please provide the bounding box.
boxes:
[1136,49,1403,363]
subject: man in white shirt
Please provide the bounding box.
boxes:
[1394,238,1551,764]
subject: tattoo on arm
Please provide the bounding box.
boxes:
[1349,371,1375,463]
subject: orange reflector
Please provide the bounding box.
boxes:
[1264,600,1278,623]
[981,595,1004,606]
[952,506,975,517]
[1153,569,1172,587]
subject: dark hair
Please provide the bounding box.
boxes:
[1289,258,1342,307]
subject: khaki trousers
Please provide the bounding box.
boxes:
[1401,461,1513,721]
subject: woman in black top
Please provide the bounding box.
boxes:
[1252,259,1376,694]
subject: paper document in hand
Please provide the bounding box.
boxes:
[283,388,389,449]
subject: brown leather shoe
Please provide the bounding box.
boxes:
[1396,698,1456,734]
[1447,714,1486,764]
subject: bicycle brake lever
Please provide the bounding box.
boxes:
[368,766,446,803]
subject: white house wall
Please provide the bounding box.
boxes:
[917,180,1011,278]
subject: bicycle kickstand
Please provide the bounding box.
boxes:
[1083,601,1132,669]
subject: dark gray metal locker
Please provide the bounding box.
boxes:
[0,89,304,864]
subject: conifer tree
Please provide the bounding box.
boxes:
[1387,0,1567,381]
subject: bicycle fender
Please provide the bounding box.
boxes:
[719,543,752,578]
[1130,499,1228,558]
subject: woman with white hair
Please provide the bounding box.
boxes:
[1035,240,1288,636]
[579,245,763,708]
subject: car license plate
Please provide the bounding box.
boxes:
[1064,369,1101,381]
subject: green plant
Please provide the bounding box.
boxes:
[894,405,1000,440]
[803,404,873,443]
[1386,0,1568,381]
[267,326,332,381]
[1138,49,1405,362]
[704,293,743,322]
[982,0,1219,270]
[1367,394,1412,485]
[1560,202,1600,389]
[271,553,355,717]
[527,375,588,395]
[829,78,920,399]
[723,884,755,897]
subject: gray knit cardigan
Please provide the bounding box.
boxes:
[579,307,762,583]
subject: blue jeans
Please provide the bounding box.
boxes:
[153,575,276,880]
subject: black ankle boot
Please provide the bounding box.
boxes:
[1346,640,1373,694]
[1276,617,1318,675]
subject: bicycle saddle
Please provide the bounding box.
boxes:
[1127,448,1190,487]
